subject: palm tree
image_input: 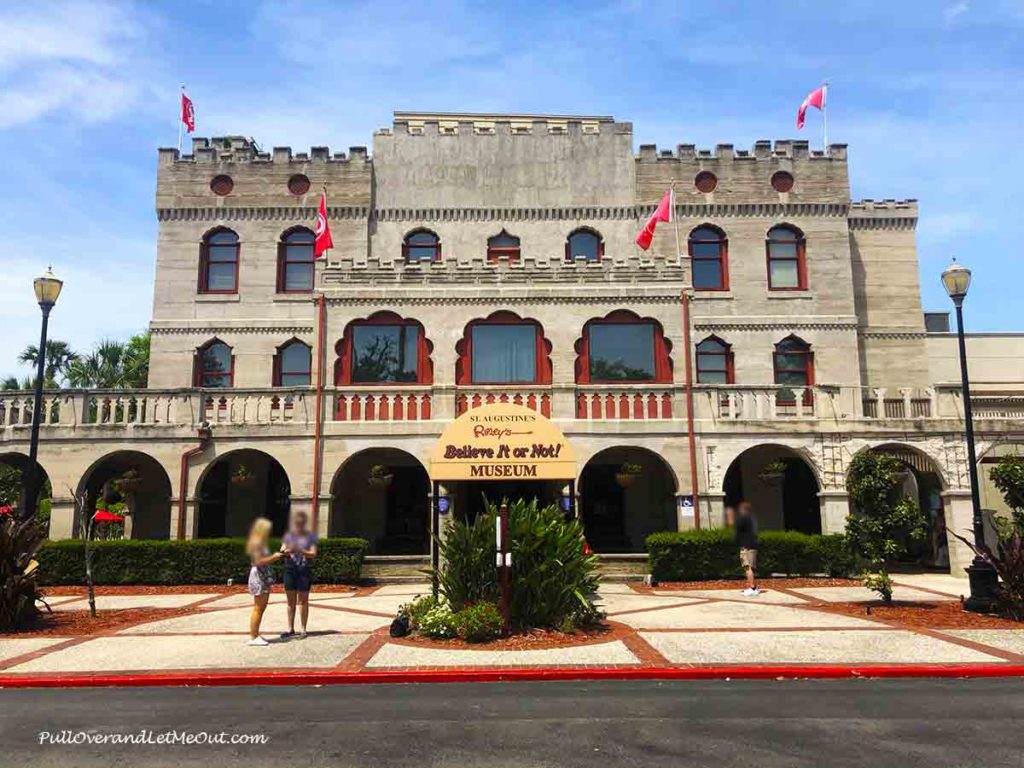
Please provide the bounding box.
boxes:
[66,333,149,389]
[1,376,34,391]
[18,340,77,388]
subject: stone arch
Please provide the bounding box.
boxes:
[0,451,52,534]
[850,442,950,569]
[977,441,1024,535]
[329,447,430,554]
[75,450,173,540]
[579,446,678,553]
[722,443,822,534]
[195,448,292,538]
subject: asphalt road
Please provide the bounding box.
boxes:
[1,678,1022,767]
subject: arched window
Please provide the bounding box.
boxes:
[194,340,233,388]
[689,225,729,291]
[198,229,239,293]
[575,310,672,384]
[565,228,603,261]
[773,336,814,404]
[335,312,433,385]
[277,228,315,293]
[766,225,807,290]
[457,312,551,385]
[273,340,312,386]
[403,229,441,262]
[695,336,733,384]
[487,230,521,263]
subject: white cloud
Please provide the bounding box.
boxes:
[0,1,150,129]
[943,2,970,26]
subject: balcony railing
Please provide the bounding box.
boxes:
[0,383,1022,434]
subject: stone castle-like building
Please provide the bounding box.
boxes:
[3,111,1023,575]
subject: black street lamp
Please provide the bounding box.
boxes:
[941,258,997,612]
[21,267,63,523]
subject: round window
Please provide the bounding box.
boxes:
[288,174,311,195]
[210,175,234,196]
[694,171,718,193]
[771,171,794,193]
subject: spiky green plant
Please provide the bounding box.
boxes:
[0,515,45,630]
[433,498,601,630]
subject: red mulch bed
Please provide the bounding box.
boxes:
[812,599,1024,629]
[7,607,200,637]
[636,577,859,592]
[42,584,370,597]
[391,621,627,651]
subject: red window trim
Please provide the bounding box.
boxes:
[772,338,815,404]
[457,312,552,386]
[688,226,730,291]
[335,312,433,386]
[193,341,235,388]
[574,310,673,385]
[695,336,735,384]
[273,340,312,386]
[486,232,521,264]
[402,230,442,263]
[766,225,808,291]
[564,229,605,262]
[198,229,240,294]
[276,229,315,294]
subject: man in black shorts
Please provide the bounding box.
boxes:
[734,502,760,596]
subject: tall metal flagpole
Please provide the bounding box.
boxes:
[822,80,829,151]
[178,84,186,152]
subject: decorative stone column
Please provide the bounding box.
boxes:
[817,490,850,534]
[699,491,726,528]
[941,490,976,574]
[47,497,77,540]
[315,496,332,538]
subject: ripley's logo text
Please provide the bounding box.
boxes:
[443,443,563,460]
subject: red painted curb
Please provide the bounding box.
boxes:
[2,664,1024,688]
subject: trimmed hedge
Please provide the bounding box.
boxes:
[37,537,368,586]
[646,529,854,582]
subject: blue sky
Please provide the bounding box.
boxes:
[1,0,1022,379]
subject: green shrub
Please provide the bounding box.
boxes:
[646,529,853,582]
[36,537,368,585]
[419,602,457,638]
[399,594,439,630]
[433,498,600,630]
[453,601,503,642]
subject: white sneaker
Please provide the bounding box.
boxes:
[246,636,270,646]
[742,587,761,597]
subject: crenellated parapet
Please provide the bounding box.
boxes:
[156,136,372,210]
[848,199,919,230]
[636,139,851,206]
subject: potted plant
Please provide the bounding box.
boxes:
[615,462,643,488]
[758,460,788,485]
[231,464,255,487]
[368,464,393,488]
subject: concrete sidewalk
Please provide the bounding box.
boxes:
[3,575,1023,684]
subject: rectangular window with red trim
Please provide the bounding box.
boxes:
[588,323,656,382]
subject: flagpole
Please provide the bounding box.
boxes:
[822,81,829,152]
[178,84,186,153]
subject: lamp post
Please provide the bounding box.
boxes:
[21,267,63,523]
[941,258,997,612]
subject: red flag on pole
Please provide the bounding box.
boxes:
[314,189,333,258]
[797,84,826,130]
[635,189,673,251]
[181,91,195,133]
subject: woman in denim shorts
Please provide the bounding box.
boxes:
[279,511,319,640]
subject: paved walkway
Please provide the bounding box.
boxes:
[3,575,1023,681]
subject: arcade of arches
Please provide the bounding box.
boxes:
[196,450,292,538]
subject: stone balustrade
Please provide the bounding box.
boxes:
[0,383,1021,437]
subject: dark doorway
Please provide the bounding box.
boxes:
[196,451,291,538]
[452,480,560,523]
[722,446,820,534]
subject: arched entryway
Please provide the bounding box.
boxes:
[723,445,821,534]
[0,452,51,535]
[330,448,430,554]
[579,447,677,553]
[859,444,948,570]
[196,450,291,538]
[77,451,173,540]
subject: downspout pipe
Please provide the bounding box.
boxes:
[310,293,327,532]
[681,289,702,529]
[177,422,212,540]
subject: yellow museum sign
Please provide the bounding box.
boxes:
[430,403,576,482]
